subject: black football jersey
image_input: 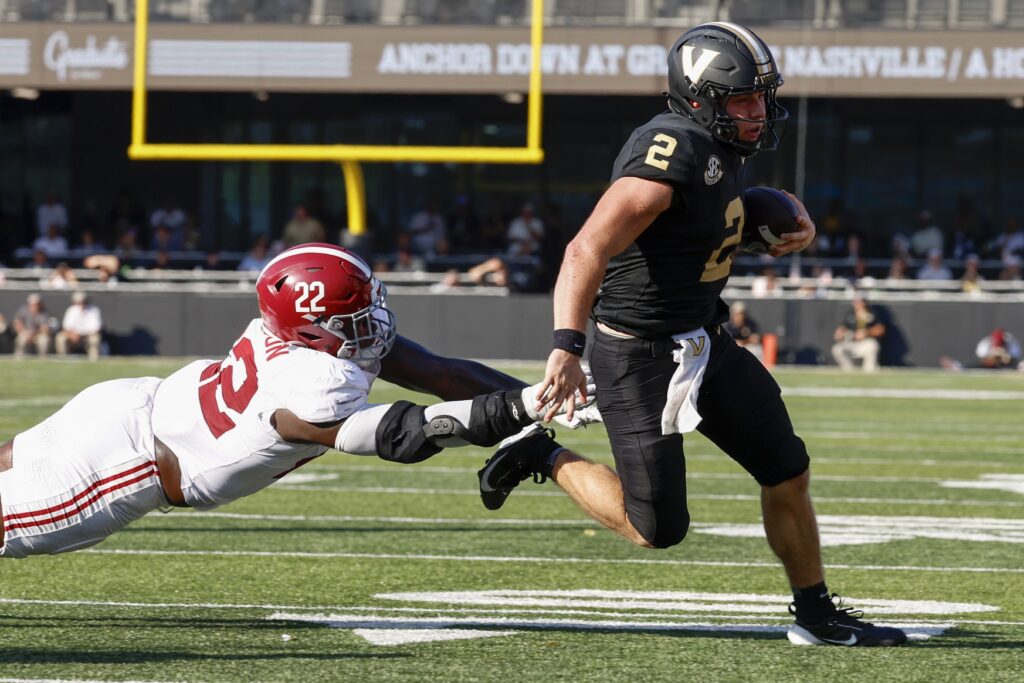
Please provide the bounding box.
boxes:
[593,111,747,338]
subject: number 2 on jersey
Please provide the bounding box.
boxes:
[700,196,745,283]
[644,134,677,171]
[199,337,259,438]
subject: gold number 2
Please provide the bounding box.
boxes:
[644,133,677,171]
[700,196,745,283]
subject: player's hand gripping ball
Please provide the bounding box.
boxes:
[740,187,800,255]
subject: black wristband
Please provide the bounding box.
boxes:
[553,328,587,357]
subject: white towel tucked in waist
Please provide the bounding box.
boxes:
[660,327,711,435]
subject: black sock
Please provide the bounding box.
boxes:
[792,581,834,621]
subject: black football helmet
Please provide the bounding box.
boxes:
[665,22,788,156]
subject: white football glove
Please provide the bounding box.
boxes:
[553,402,603,429]
[520,375,597,423]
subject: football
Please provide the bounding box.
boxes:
[740,187,800,254]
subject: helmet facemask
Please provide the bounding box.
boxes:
[669,77,789,157]
[316,279,397,364]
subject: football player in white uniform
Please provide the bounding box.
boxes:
[0,244,592,558]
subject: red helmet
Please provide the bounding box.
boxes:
[256,243,396,362]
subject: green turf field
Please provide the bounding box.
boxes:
[1,358,1023,682]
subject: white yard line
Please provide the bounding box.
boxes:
[80,547,1024,574]
[3,597,1017,627]
[274,483,1024,507]
[782,387,1024,400]
[308,463,949,484]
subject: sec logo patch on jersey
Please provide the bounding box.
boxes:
[704,155,722,185]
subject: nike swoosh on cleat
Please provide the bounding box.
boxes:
[819,634,858,646]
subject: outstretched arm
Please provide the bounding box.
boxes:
[272,380,591,463]
[379,334,528,400]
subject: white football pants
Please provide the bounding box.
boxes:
[0,377,167,558]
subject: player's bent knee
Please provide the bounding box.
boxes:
[628,507,690,549]
[755,434,810,488]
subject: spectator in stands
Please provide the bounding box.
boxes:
[831,294,886,372]
[448,194,480,251]
[961,254,984,294]
[430,269,462,293]
[391,234,426,273]
[817,197,852,256]
[108,187,147,248]
[75,200,102,248]
[46,262,79,290]
[36,190,68,238]
[151,225,176,252]
[886,253,909,281]
[916,247,953,281]
[909,209,943,257]
[55,291,103,362]
[151,250,172,272]
[282,203,326,248]
[405,198,448,257]
[999,254,1022,281]
[238,235,272,272]
[199,250,227,271]
[33,223,69,259]
[506,202,544,257]
[988,216,1024,268]
[150,195,187,249]
[468,256,510,288]
[975,328,1021,369]
[13,293,54,358]
[114,229,141,262]
[751,266,780,298]
[75,228,105,256]
[84,254,122,285]
[28,249,50,274]
[724,301,763,362]
[0,313,13,355]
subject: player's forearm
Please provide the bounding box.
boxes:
[379,335,527,400]
[554,239,607,331]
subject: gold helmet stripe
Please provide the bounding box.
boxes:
[705,21,773,76]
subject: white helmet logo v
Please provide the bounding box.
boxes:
[680,46,720,83]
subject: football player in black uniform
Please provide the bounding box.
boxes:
[479,22,906,647]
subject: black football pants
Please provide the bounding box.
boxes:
[590,326,809,549]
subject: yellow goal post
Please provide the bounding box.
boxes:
[128,0,547,235]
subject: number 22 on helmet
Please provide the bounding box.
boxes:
[256,243,397,363]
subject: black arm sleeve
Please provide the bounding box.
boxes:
[379,334,528,400]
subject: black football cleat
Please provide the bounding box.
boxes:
[788,594,908,647]
[478,424,559,511]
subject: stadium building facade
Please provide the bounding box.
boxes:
[1,4,1024,257]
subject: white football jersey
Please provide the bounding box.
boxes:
[151,319,378,510]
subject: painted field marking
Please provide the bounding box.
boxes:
[307,462,949,484]
[694,515,1024,547]
[781,387,1024,400]
[265,589,986,645]
[82,547,1024,574]
[941,474,1024,496]
[273,483,1024,507]
[0,679,184,683]
[182,511,593,526]
[0,396,75,409]
[3,596,1019,627]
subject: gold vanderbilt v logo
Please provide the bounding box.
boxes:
[685,336,707,356]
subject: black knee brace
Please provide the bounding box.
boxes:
[375,401,443,464]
